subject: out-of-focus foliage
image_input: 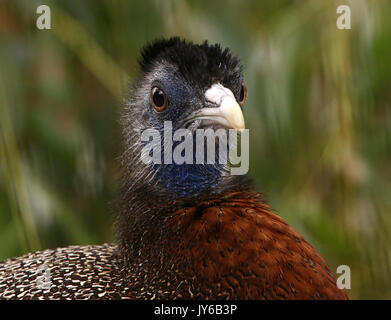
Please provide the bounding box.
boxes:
[0,0,390,299]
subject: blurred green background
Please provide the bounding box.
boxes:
[1,0,390,299]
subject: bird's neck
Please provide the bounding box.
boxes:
[118,129,250,265]
[117,180,252,263]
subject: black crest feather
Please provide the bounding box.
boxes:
[138,37,243,90]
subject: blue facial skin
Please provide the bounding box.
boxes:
[154,163,223,198]
[142,74,225,198]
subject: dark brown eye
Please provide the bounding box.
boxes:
[150,87,168,112]
[239,83,247,106]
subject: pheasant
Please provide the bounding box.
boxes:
[0,38,348,300]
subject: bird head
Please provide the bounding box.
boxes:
[121,38,247,201]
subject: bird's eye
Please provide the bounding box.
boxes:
[150,87,168,112]
[239,84,247,106]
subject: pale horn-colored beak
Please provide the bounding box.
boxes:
[184,83,245,130]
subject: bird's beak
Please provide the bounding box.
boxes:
[184,84,245,130]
